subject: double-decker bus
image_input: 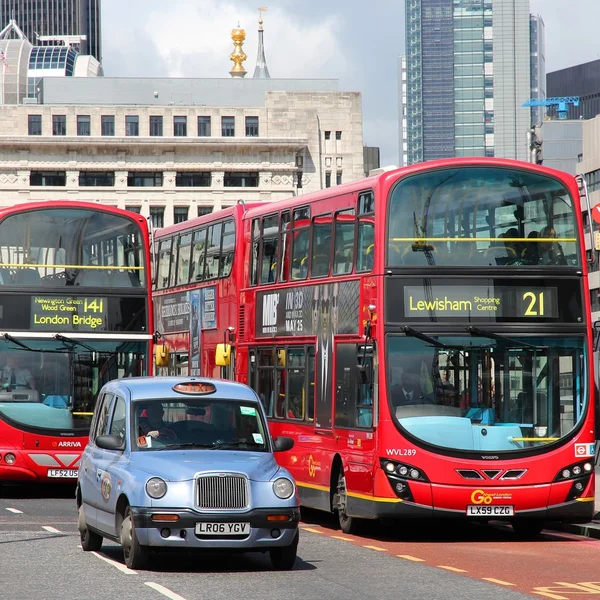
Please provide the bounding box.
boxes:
[152,203,257,378]
[0,201,152,484]
[152,158,596,536]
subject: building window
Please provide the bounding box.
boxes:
[101,115,115,136]
[198,206,212,217]
[77,115,91,136]
[245,116,259,137]
[336,172,342,185]
[127,172,163,187]
[198,116,211,137]
[176,172,211,187]
[79,171,115,186]
[590,289,600,312]
[224,172,259,187]
[30,171,66,186]
[149,116,163,137]
[126,206,141,214]
[174,207,189,223]
[174,116,187,137]
[221,116,235,137]
[52,115,66,136]
[324,131,331,140]
[149,207,165,229]
[28,114,42,136]
[125,115,139,137]
[325,172,331,188]
[335,131,342,140]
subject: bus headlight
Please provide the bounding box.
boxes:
[273,478,294,499]
[146,477,167,499]
[4,453,15,465]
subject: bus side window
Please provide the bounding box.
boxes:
[257,348,275,417]
[291,229,309,281]
[260,215,279,284]
[279,211,291,282]
[333,208,355,276]
[311,214,332,278]
[176,233,192,286]
[219,220,235,277]
[250,218,260,286]
[356,220,374,273]
[168,235,180,288]
[307,346,315,422]
[190,228,206,282]
[157,238,172,289]
[204,223,222,280]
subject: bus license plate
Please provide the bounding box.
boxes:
[195,522,250,535]
[467,505,514,516]
[48,469,79,478]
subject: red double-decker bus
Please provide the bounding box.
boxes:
[153,158,596,536]
[0,201,153,484]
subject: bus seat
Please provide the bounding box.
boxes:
[14,268,40,284]
[0,268,12,284]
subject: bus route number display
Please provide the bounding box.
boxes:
[403,285,559,319]
[31,296,108,331]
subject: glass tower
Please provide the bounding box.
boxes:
[0,1,101,62]
[402,0,544,165]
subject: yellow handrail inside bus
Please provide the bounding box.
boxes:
[0,263,143,270]
[72,412,94,416]
[390,237,576,243]
[509,437,559,442]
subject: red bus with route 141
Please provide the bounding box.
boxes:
[154,158,597,537]
[0,201,153,484]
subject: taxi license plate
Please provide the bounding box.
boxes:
[195,522,250,535]
[467,505,514,516]
[48,469,78,478]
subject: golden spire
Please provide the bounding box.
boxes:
[258,7,267,31]
[229,21,247,78]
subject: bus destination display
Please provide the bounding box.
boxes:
[403,285,559,319]
[31,296,108,331]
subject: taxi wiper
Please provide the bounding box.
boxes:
[155,443,215,450]
[466,326,543,350]
[210,440,255,450]
[55,334,96,353]
[403,326,448,348]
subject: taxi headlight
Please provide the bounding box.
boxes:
[273,477,294,499]
[146,477,167,499]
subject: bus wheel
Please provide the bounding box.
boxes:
[335,470,360,535]
[512,520,544,539]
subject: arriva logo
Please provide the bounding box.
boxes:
[471,489,493,505]
[52,441,82,448]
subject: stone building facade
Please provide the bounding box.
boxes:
[0,78,365,227]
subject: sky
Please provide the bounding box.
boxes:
[101,0,600,167]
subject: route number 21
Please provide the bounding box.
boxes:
[523,291,544,316]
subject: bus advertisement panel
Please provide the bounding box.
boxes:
[0,202,153,483]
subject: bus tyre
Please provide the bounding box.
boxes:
[78,505,103,552]
[512,520,544,539]
[269,530,299,570]
[335,470,361,535]
[121,506,148,570]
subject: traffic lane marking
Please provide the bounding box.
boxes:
[297,522,600,594]
[42,526,61,533]
[5,508,23,514]
[438,565,468,573]
[90,550,138,575]
[145,582,188,600]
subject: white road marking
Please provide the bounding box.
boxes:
[145,582,189,600]
[5,508,23,514]
[91,551,138,575]
[42,526,61,533]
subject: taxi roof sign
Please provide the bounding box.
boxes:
[173,382,217,395]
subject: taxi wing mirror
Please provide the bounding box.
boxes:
[96,434,125,451]
[273,436,294,452]
[216,343,231,367]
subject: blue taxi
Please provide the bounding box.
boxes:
[76,377,299,570]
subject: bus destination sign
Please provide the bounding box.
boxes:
[31,296,108,331]
[403,285,559,319]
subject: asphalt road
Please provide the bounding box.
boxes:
[1,484,599,600]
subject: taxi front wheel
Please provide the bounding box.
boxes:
[269,530,299,570]
[78,505,102,552]
[121,506,148,570]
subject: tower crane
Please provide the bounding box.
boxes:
[521,96,580,120]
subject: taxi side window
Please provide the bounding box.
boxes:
[108,396,127,444]
[92,393,113,442]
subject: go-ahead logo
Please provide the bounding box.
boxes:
[470,489,512,504]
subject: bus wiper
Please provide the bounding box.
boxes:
[466,327,543,350]
[55,334,96,353]
[4,333,32,350]
[403,326,448,348]
[3,333,74,354]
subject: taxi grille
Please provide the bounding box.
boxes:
[196,474,249,510]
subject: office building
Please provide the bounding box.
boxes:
[0,1,101,62]
[402,0,545,165]
[547,60,600,121]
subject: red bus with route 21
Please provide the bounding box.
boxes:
[0,201,153,484]
[236,157,596,536]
